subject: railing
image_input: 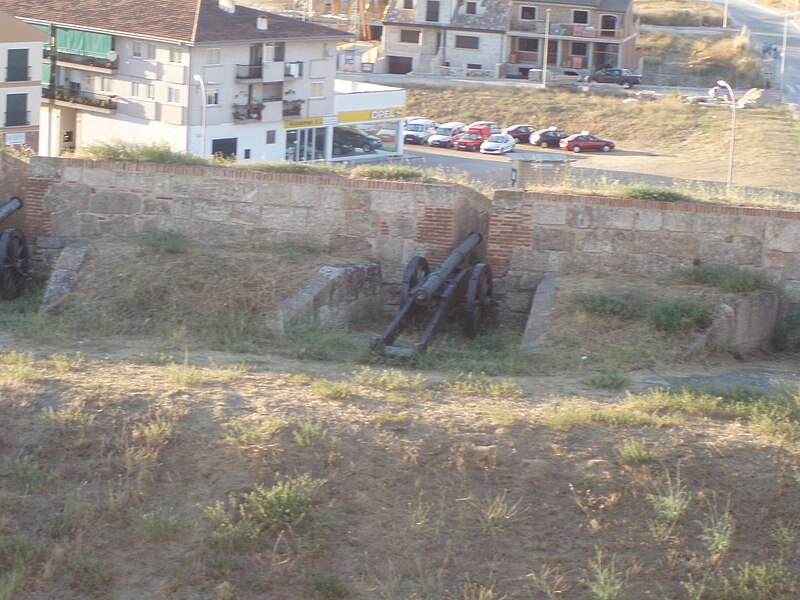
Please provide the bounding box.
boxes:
[46,51,118,70]
[6,66,30,82]
[43,86,118,110]
[510,51,538,64]
[509,19,621,39]
[282,99,304,116]
[233,102,263,121]
[235,63,263,80]
[4,111,29,127]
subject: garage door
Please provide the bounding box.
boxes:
[387,56,413,75]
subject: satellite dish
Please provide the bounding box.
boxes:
[107,50,118,61]
[326,47,336,57]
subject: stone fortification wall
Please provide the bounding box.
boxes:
[23,157,491,285]
[487,189,800,319]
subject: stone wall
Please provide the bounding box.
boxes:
[23,157,491,284]
[487,189,800,319]
[0,153,29,231]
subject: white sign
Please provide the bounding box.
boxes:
[5,133,26,145]
[323,115,338,126]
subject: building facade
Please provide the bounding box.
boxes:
[381,0,640,79]
[0,9,47,152]
[0,0,406,162]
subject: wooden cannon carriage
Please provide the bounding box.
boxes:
[0,196,29,300]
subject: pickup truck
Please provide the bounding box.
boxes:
[585,68,641,88]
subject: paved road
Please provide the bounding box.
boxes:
[706,0,800,104]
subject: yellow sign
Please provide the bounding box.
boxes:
[338,107,407,123]
[284,116,325,128]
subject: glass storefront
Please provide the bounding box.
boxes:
[286,127,326,162]
[285,120,401,162]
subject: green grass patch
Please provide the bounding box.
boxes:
[648,299,710,333]
[160,363,246,387]
[349,164,425,181]
[679,264,767,293]
[283,326,359,361]
[584,372,632,391]
[78,142,208,165]
[308,574,350,599]
[621,185,694,203]
[67,553,113,595]
[311,379,352,400]
[221,415,288,446]
[573,291,651,319]
[615,440,658,464]
[135,230,191,254]
[135,511,181,542]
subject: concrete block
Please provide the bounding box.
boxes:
[634,210,663,231]
[531,203,567,225]
[765,220,800,253]
[89,191,142,215]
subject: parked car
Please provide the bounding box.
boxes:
[403,118,438,144]
[467,121,503,134]
[559,132,615,153]
[479,133,516,155]
[453,127,491,151]
[585,67,641,88]
[530,126,569,148]
[428,122,467,148]
[334,126,382,152]
[502,124,536,143]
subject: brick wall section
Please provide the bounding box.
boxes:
[26,157,491,287]
[488,189,800,317]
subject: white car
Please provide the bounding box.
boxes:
[403,118,438,145]
[428,122,467,148]
[479,133,516,154]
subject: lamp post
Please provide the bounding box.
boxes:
[716,79,735,196]
[541,9,551,86]
[193,74,207,158]
[723,0,729,29]
[780,6,789,100]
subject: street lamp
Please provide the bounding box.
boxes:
[193,74,207,158]
[541,9,551,86]
[716,79,736,196]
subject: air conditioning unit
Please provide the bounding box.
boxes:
[286,63,300,78]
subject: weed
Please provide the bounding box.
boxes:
[49,352,85,372]
[703,561,798,599]
[648,465,690,529]
[648,299,710,333]
[408,492,433,531]
[585,372,631,391]
[246,161,343,176]
[133,412,177,446]
[0,536,43,600]
[350,164,425,181]
[679,263,767,293]
[136,230,191,254]
[221,415,288,446]
[293,420,336,449]
[542,403,664,429]
[770,520,800,548]
[78,141,208,165]
[526,563,573,600]
[283,326,358,361]
[12,457,51,492]
[457,577,508,600]
[573,290,651,319]
[621,185,693,203]
[483,402,522,427]
[137,351,176,365]
[352,366,426,390]
[462,491,525,534]
[446,372,523,398]
[615,440,658,464]
[308,574,350,598]
[135,511,181,541]
[311,379,352,400]
[372,410,411,427]
[43,402,95,435]
[67,553,113,594]
[698,496,735,557]
[585,550,627,600]
[0,351,38,385]
[161,362,246,386]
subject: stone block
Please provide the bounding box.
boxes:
[191,198,229,222]
[634,210,663,231]
[662,212,698,232]
[345,210,379,237]
[511,246,548,271]
[698,215,765,238]
[63,166,82,182]
[50,208,83,237]
[566,205,598,229]
[576,230,632,254]
[95,215,136,235]
[765,220,800,253]
[142,198,172,215]
[329,235,373,256]
[780,279,800,303]
[596,208,635,230]
[383,215,416,238]
[342,189,372,211]
[82,168,118,188]
[531,203,567,225]
[229,202,261,225]
[782,254,800,278]
[89,191,142,215]
[115,172,155,192]
[223,181,259,204]
[171,177,220,199]
[532,228,574,252]
[29,156,63,179]
[521,274,558,350]
[171,197,192,220]
[307,208,345,234]
[48,183,91,214]
[699,235,762,265]
[370,190,416,215]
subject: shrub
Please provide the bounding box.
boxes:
[78,142,208,165]
[585,372,631,391]
[648,299,710,333]
[621,185,693,203]
[349,164,425,181]
[573,291,651,319]
[245,161,343,176]
[680,264,767,293]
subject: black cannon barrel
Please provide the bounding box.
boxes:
[0,197,22,223]
[413,231,482,306]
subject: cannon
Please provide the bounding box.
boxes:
[0,197,29,300]
[371,231,493,357]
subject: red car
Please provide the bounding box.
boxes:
[453,126,491,151]
[560,133,615,153]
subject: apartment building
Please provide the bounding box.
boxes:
[382,0,640,79]
[0,0,406,162]
[0,9,47,152]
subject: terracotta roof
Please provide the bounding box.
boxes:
[0,0,351,44]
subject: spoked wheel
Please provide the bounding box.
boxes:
[0,228,30,300]
[465,263,493,338]
[400,256,430,305]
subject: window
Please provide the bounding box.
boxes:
[132,81,154,99]
[244,149,251,159]
[403,0,413,8]
[146,43,156,60]
[455,35,479,49]
[131,81,141,97]
[400,30,421,43]
[520,6,536,20]
[310,81,324,97]
[132,41,142,58]
[266,130,276,144]
[5,93,27,127]
[466,1,477,14]
[206,89,219,105]
[168,87,182,103]
[100,77,113,92]
[519,38,538,52]
[466,63,482,69]
[571,42,587,56]
[169,48,183,63]
[7,49,29,82]
[425,0,439,22]
[573,9,589,24]
[145,83,154,99]
[206,48,221,65]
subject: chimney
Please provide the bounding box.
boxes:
[218,0,235,13]
[257,16,268,29]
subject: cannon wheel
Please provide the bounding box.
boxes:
[465,263,492,338]
[0,228,29,300]
[400,256,430,305]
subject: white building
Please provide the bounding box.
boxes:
[0,9,47,152]
[0,0,405,162]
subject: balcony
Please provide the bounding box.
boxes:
[233,102,265,121]
[6,66,30,82]
[509,19,621,39]
[510,51,538,64]
[4,111,29,127]
[43,86,118,112]
[49,52,118,73]
[282,99,304,117]
[284,61,304,79]
[235,63,263,80]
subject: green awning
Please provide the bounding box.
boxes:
[42,62,51,87]
[32,24,52,50]
[83,32,112,59]
[55,27,113,59]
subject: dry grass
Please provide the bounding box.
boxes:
[635,0,723,26]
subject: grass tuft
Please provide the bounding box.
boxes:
[679,264,767,293]
[352,366,426,390]
[585,550,627,600]
[615,439,658,464]
[161,363,246,387]
[308,574,350,598]
[584,372,631,391]
[311,379,353,400]
[445,372,523,398]
[221,415,288,446]
[621,185,694,203]
[135,511,181,542]
[648,299,710,333]
[78,141,208,165]
[135,230,191,254]
[573,291,651,319]
[350,164,425,181]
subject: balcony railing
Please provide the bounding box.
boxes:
[46,50,118,71]
[233,102,264,121]
[43,86,118,110]
[6,66,30,82]
[509,19,621,39]
[5,111,29,127]
[282,99,304,117]
[235,63,263,80]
